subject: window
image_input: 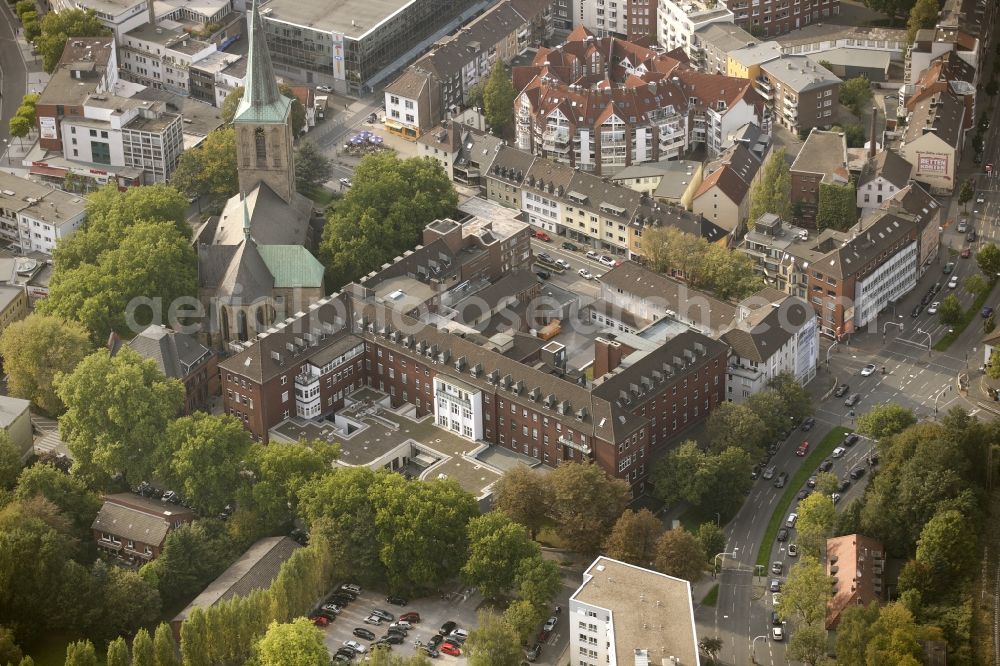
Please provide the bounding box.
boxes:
[254,127,267,163]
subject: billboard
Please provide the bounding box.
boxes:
[917,154,949,175]
[39,117,57,140]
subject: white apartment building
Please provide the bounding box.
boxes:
[62,95,184,184]
[657,0,734,58]
[570,556,700,666]
[722,293,817,403]
[120,21,216,95]
[54,0,232,42]
[581,0,629,37]
[433,376,484,441]
[0,174,87,255]
[853,240,918,328]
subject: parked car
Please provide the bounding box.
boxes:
[390,621,413,631]
[777,528,789,542]
[769,579,781,592]
[371,609,395,621]
[561,241,578,251]
[364,615,383,626]
[428,635,444,649]
[849,467,866,480]
[586,250,600,260]
[321,603,343,614]
[316,85,333,93]
[534,230,551,242]
[860,363,877,376]
[911,304,923,318]
[834,383,849,397]
[535,270,550,280]
[751,465,761,480]
[543,616,558,632]
[831,446,846,458]
[526,643,543,662]
[312,616,330,627]
[795,441,809,456]
[335,647,358,659]
[353,628,375,641]
[806,475,817,488]
[381,633,404,645]
[440,621,457,636]
[399,612,421,623]
[928,301,939,314]
[762,466,776,480]
[386,596,408,606]
[843,434,859,447]
[771,561,783,575]
[978,192,986,204]
[343,641,368,655]
[844,393,861,407]
[418,646,439,658]
[537,252,554,263]
[387,626,408,637]
[787,544,798,557]
[786,513,798,528]
[599,255,617,267]
[555,259,571,270]
[839,477,851,491]
[440,644,461,657]
[772,626,784,641]
[819,459,834,472]
[983,306,994,319]
[332,653,352,663]
[774,471,788,488]
[340,584,362,595]
[800,417,815,431]
[968,230,977,242]
[771,611,782,626]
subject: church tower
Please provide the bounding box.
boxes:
[234,0,296,203]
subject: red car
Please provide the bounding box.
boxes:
[961,247,972,258]
[534,230,551,242]
[795,441,809,456]
[311,616,330,627]
[399,612,421,623]
[440,643,461,657]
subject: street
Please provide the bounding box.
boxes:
[0,1,28,153]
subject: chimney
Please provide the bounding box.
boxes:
[147,0,155,26]
[869,106,878,159]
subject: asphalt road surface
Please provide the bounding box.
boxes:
[0,2,28,152]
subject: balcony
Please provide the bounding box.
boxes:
[559,434,592,455]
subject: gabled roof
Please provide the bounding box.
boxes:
[257,245,325,289]
[903,89,967,147]
[385,69,432,100]
[234,0,292,125]
[694,164,750,206]
[128,325,212,379]
[92,493,193,547]
[212,183,312,247]
[858,150,913,189]
[721,296,811,362]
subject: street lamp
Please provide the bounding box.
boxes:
[882,320,904,343]
[751,635,768,664]
[714,512,721,526]
[713,548,739,574]
[826,339,839,366]
[916,328,933,356]
[2,139,9,167]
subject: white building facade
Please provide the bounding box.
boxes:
[853,241,918,327]
[657,0,734,58]
[433,376,484,441]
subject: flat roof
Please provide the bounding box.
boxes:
[260,0,415,40]
[0,172,87,227]
[572,557,699,666]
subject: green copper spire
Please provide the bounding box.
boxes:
[234,0,292,124]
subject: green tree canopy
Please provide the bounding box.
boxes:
[651,442,753,517]
[767,373,813,423]
[294,141,333,196]
[97,566,162,642]
[464,611,522,666]
[514,555,561,611]
[696,522,725,561]
[491,466,552,538]
[220,85,306,135]
[839,77,874,117]
[958,180,974,211]
[255,619,329,666]
[169,127,238,212]
[549,461,631,554]
[907,0,940,43]
[975,242,1000,277]
[462,513,540,599]
[817,180,858,231]
[0,625,22,666]
[159,413,253,515]
[14,463,101,535]
[320,153,457,289]
[914,509,977,595]
[834,602,880,666]
[748,147,792,223]
[856,404,916,440]
[795,492,836,557]
[483,62,516,137]
[705,402,768,456]
[56,348,185,485]
[861,0,915,21]
[105,637,128,666]
[654,528,705,582]
[786,624,829,666]
[745,389,792,443]
[775,555,829,627]
[937,294,962,325]
[243,438,339,531]
[131,628,154,666]
[0,314,93,415]
[964,273,989,299]
[865,603,935,664]
[8,115,30,141]
[140,519,237,606]
[153,622,179,666]
[603,508,664,566]
[63,640,98,666]
[502,600,543,645]
[36,9,110,73]
[0,433,20,490]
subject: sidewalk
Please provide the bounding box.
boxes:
[2,24,50,168]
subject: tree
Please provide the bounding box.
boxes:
[8,115,30,145]
[817,181,857,230]
[745,390,792,443]
[255,619,329,666]
[169,127,238,211]
[153,622,179,666]
[0,433,20,490]
[160,413,252,515]
[834,602,880,666]
[35,9,110,73]
[105,637,128,666]
[975,242,1000,277]
[768,373,813,424]
[514,555,562,611]
[549,462,630,554]
[462,513,541,599]
[861,0,916,22]
[937,294,962,325]
[503,600,544,645]
[839,77,873,117]
[865,603,926,664]
[492,466,552,538]
[653,528,705,582]
[856,404,916,440]
[987,349,1000,380]
[907,0,940,43]
[141,519,237,606]
[603,509,664,566]
[964,273,990,299]
[63,640,98,666]
[0,626,22,666]
[775,555,829,626]
[696,523,725,562]
[795,492,836,557]
[220,85,306,135]
[748,147,792,223]
[14,463,102,535]
[786,624,829,666]
[56,348,185,485]
[841,123,866,148]
[914,509,976,593]
[0,314,92,415]
[131,628,154,666]
[244,438,339,531]
[40,220,198,343]
[294,141,333,196]
[958,180,975,211]
[651,442,753,518]
[320,153,457,289]
[464,611,521,666]
[698,637,722,666]
[705,402,767,455]
[482,62,516,137]
[815,471,840,498]
[98,566,162,642]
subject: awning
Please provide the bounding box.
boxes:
[29,165,67,178]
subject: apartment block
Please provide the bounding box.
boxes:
[789,129,850,227]
[120,21,216,95]
[0,172,87,254]
[827,535,885,628]
[725,0,839,37]
[52,0,234,41]
[898,88,967,195]
[92,493,195,563]
[691,22,757,74]
[657,0,733,58]
[759,55,841,134]
[127,325,219,414]
[569,557,700,666]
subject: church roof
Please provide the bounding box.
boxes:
[257,245,325,288]
[216,239,275,302]
[213,183,312,246]
[235,0,292,125]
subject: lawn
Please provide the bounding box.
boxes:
[754,426,852,569]
[25,633,105,666]
[701,584,719,607]
[934,283,995,351]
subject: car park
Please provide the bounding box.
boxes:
[386,596,408,606]
[771,561,783,575]
[343,641,368,655]
[440,644,461,657]
[831,446,846,458]
[860,364,876,376]
[772,627,784,641]
[399,612,420,623]
[845,393,860,407]
[948,275,959,288]
[795,441,809,456]
[787,544,798,557]
[353,628,375,641]
[371,609,395,621]
[774,471,788,488]
[800,417,815,431]
[928,301,939,314]
[777,528,789,542]
[578,268,594,280]
[833,383,849,397]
